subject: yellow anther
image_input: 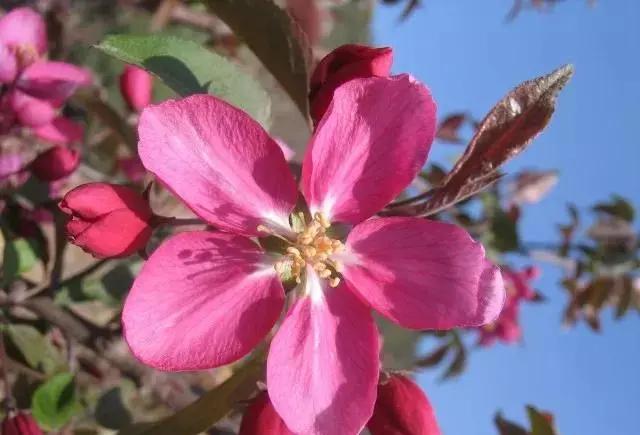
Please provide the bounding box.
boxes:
[303,246,317,258]
[332,261,344,273]
[329,277,341,288]
[319,269,332,279]
[286,246,302,256]
[313,262,327,272]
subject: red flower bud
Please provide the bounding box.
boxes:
[120,65,153,112]
[309,44,393,125]
[239,392,294,435]
[59,182,154,258]
[2,411,43,435]
[30,146,80,182]
[368,374,441,435]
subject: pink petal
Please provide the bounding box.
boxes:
[33,117,83,145]
[0,44,17,83]
[138,95,298,236]
[17,61,92,102]
[343,217,505,329]
[0,7,47,54]
[123,231,284,370]
[0,153,23,180]
[267,271,379,435]
[301,75,437,224]
[9,89,56,127]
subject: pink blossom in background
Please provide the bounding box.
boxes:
[477,265,540,346]
[30,145,80,182]
[0,7,91,137]
[1,411,42,435]
[33,116,84,145]
[122,75,505,434]
[120,65,153,112]
[118,155,147,182]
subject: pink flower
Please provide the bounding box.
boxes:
[309,44,393,125]
[367,374,441,435]
[120,65,153,112]
[477,265,540,346]
[477,296,522,346]
[60,183,154,258]
[1,411,42,435]
[118,155,147,182]
[122,75,504,434]
[33,116,84,145]
[30,145,80,182]
[0,7,91,133]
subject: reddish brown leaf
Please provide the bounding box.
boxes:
[387,65,573,217]
[436,112,469,143]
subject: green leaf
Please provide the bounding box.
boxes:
[119,351,264,435]
[205,0,312,121]
[527,406,556,435]
[95,34,271,126]
[32,373,81,431]
[3,238,38,285]
[5,325,66,375]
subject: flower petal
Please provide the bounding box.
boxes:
[343,217,505,329]
[0,7,47,54]
[301,75,436,224]
[0,44,17,83]
[138,95,298,236]
[123,231,284,370]
[267,271,379,435]
[9,90,56,127]
[60,182,152,220]
[17,61,92,102]
[33,117,83,145]
[68,208,152,258]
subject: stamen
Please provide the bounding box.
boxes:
[276,211,345,288]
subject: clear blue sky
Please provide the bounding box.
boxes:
[373,1,640,434]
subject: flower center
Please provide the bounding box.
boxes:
[275,212,344,288]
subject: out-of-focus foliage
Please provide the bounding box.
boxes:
[495,406,559,435]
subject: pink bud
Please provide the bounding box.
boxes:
[59,182,154,258]
[1,411,43,435]
[368,374,441,435]
[30,146,80,182]
[239,391,294,435]
[309,44,393,125]
[120,65,153,112]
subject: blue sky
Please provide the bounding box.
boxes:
[373,1,640,434]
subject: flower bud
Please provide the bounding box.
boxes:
[368,373,441,435]
[30,145,80,182]
[1,411,43,435]
[239,391,294,435]
[59,182,154,258]
[309,44,393,124]
[120,65,153,112]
